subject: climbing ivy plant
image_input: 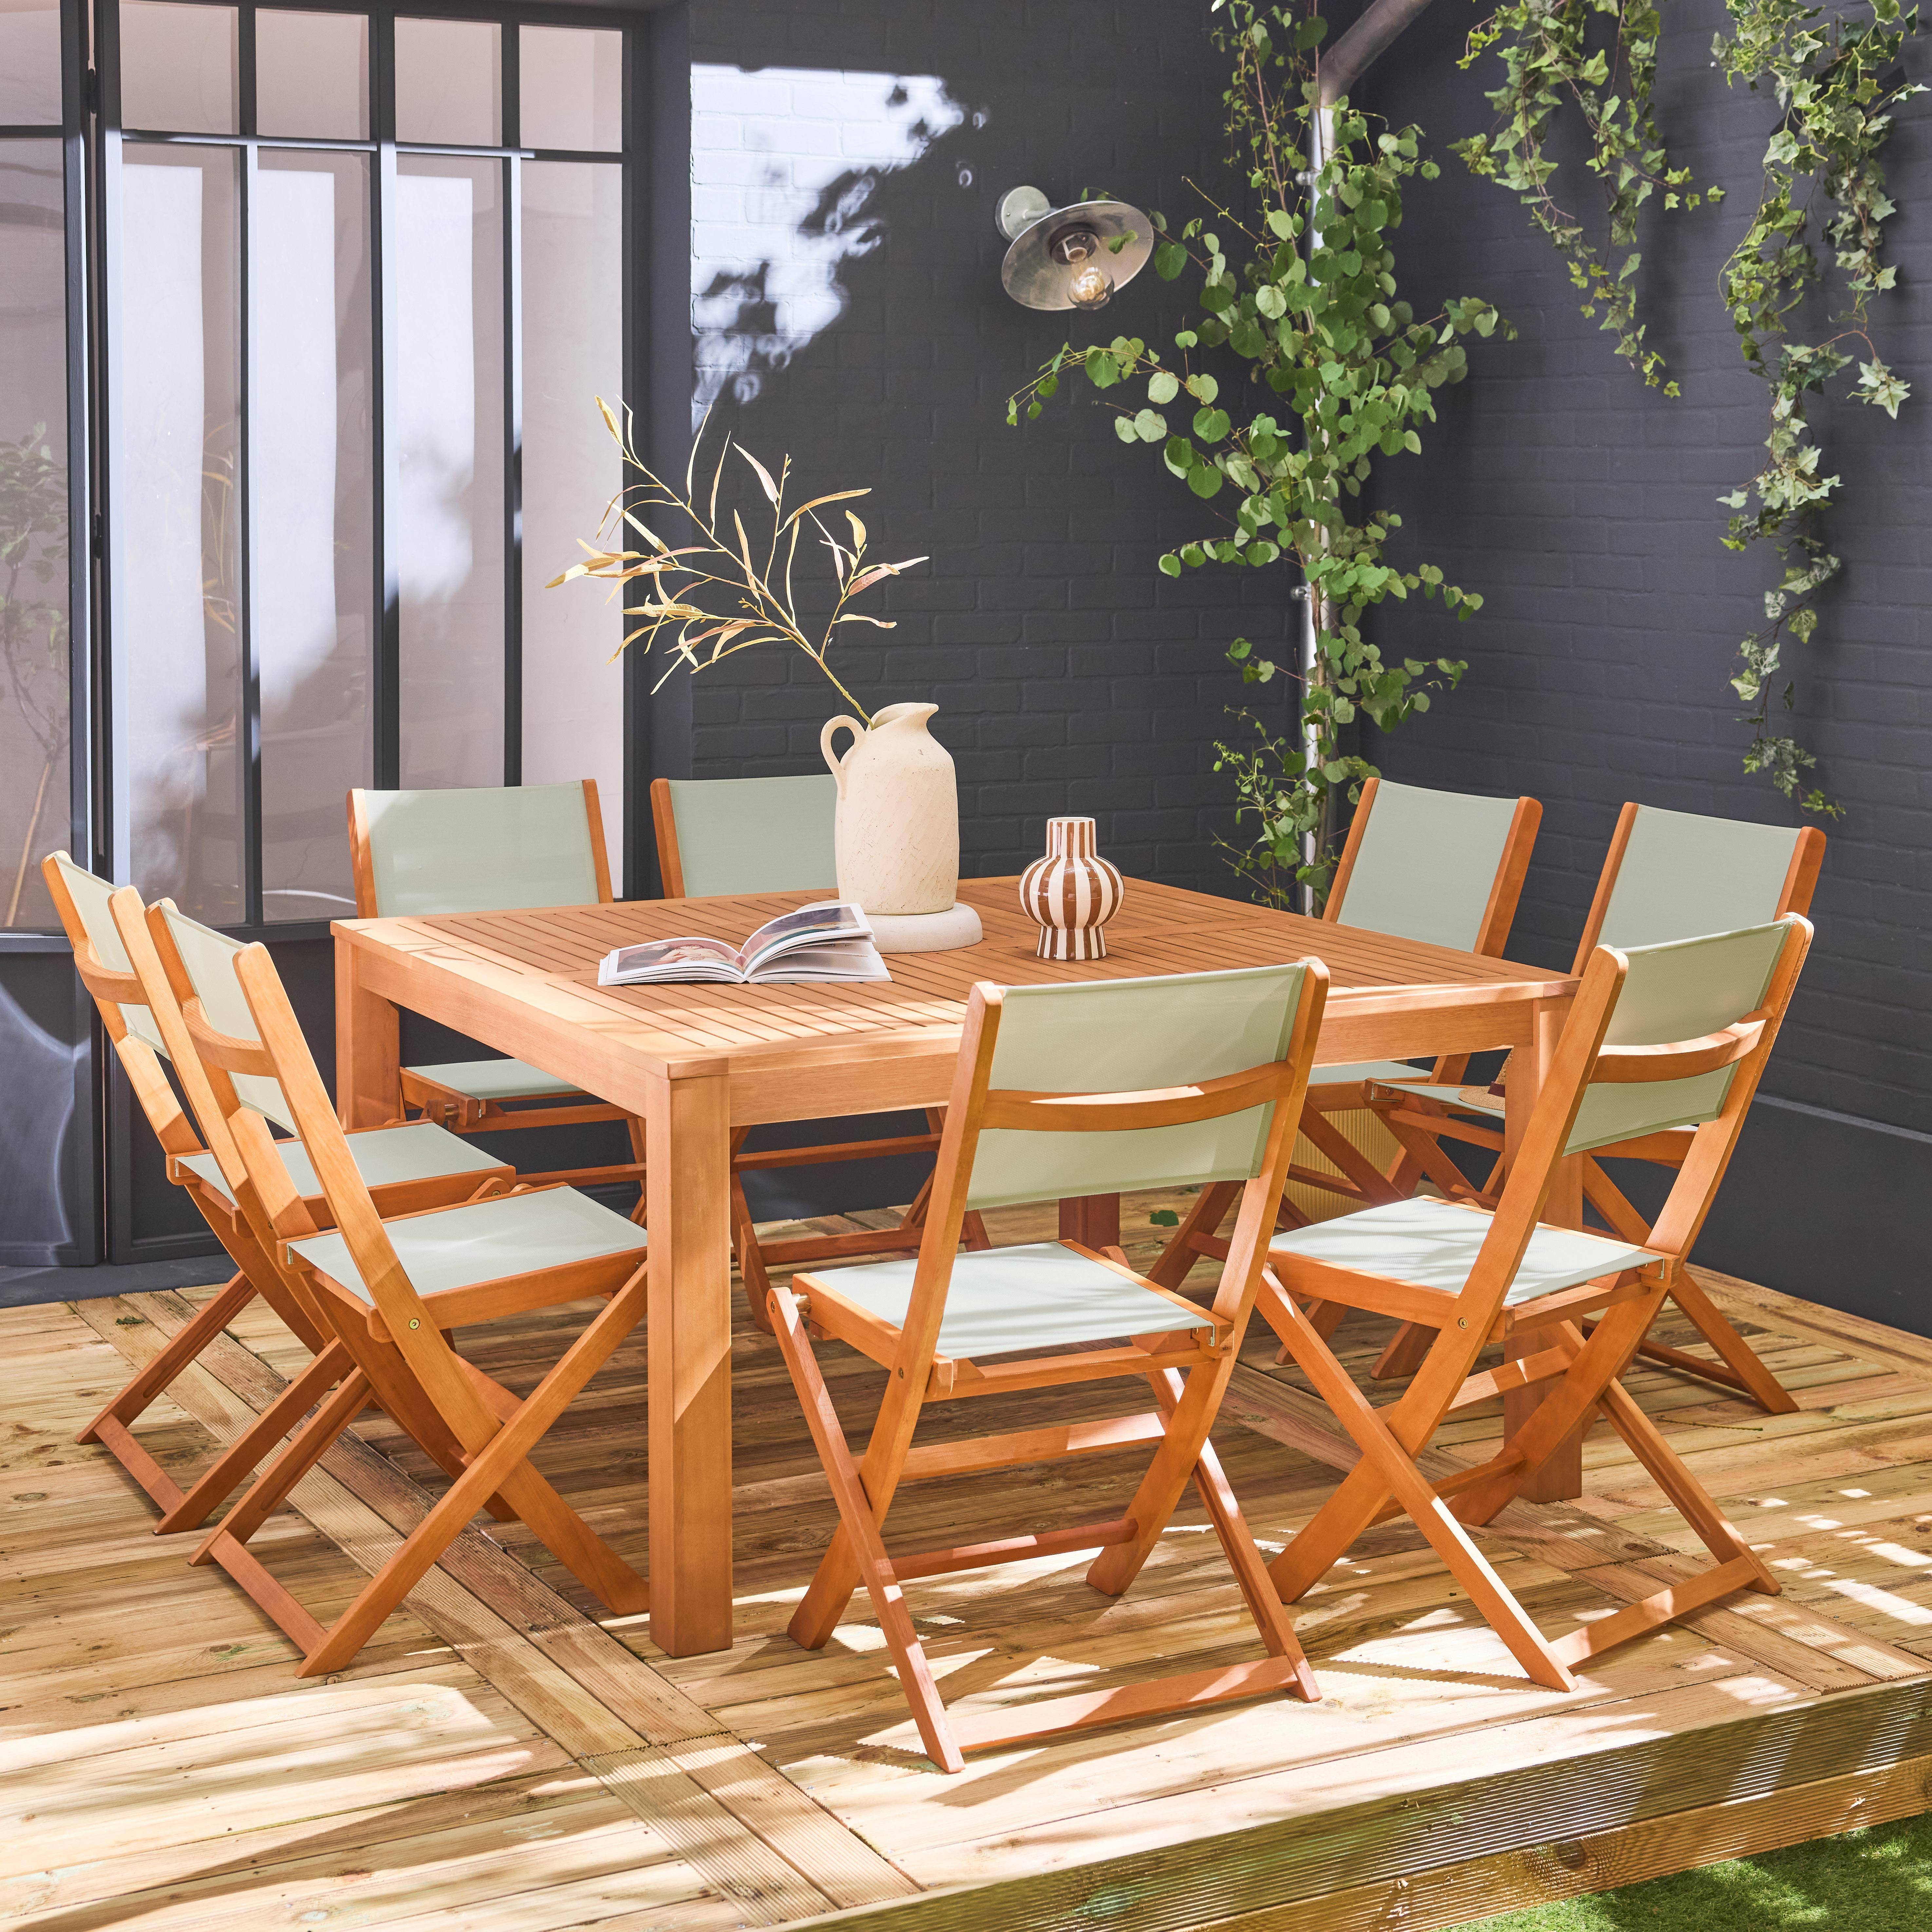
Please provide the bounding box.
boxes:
[1457,0,1923,812]
[1714,0,1922,813]
[1005,1,1514,906]
[1455,0,1720,394]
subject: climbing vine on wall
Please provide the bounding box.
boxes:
[1005,2,1514,906]
[1714,0,1922,814]
[1456,0,1720,394]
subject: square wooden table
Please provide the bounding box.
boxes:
[334,875,1580,1656]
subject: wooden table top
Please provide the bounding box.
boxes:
[337,876,1575,1121]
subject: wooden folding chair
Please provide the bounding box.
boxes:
[770,959,1330,1771]
[138,909,650,1675]
[651,773,989,1333]
[1370,804,1826,1408]
[1262,917,1812,1691]
[350,781,646,1213]
[1147,778,1539,1315]
[44,852,509,1529]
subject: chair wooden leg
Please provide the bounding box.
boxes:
[769,1287,963,1772]
[1587,1254,1798,1416]
[1370,1320,1437,1382]
[79,1273,260,1514]
[731,1168,776,1336]
[291,1274,647,1677]
[192,1369,374,1566]
[1143,1368,1316,1690]
[1260,1280,1577,1691]
[156,1342,354,1533]
[1299,1108,1405,1209]
[625,1114,649,1225]
[1144,1180,1240,1291]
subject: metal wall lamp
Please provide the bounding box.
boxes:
[997,186,1153,311]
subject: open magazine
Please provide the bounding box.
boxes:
[596,901,889,987]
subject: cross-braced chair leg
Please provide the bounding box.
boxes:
[771,1284,1318,1770]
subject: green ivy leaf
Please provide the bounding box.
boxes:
[1147,369,1180,404]
[1154,239,1187,281]
[1085,348,1120,389]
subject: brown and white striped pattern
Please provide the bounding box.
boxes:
[1018,816,1124,961]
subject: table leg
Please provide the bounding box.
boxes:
[1060,1194,1122,1251]
[335,938,400,1129]
[645,1068,735,1656]
[1504,997,1587,1503]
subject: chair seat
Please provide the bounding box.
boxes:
[288,1187,647,1305]
[1372,1078,1504,1117]
[178,1121,504,1208]
[1269,1198,1661,1306]
[1311,1059,1436,1087]
[809,1241,1209,1360]
[406,1057,587,1103]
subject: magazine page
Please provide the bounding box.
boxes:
[598,935,745,986]
[747,940,891,984]
[740,901,873,974]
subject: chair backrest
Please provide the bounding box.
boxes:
[1576,803,1824,965]
[1457,915,1811,1329]
[1326,776,1541,957]
[349,780,611,918]
[650,773,837,898]
[1563,921,1797,1158]
[962,965,1323,1211]
[224,936,501,1426]
[881,961,1328,1384]
[42,853,168,1056]
[146,901,300,1135]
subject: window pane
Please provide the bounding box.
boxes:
[256,150,372,921]
[115,145,242,924]
[0,141,68,932]
[519,26,621,152]
[257,9,368,141]
[397,154,502,789]
[523,161,622,878]
[0,0,62,124]
[395,17,499,146]
[119,1,237,136]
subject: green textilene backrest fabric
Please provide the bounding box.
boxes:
[1598,807,1802,950]
[664,775,837,897]
[360,784,601,916]
[1334,781,1521,952]
[158,905,298,1134]
[1564,920,1793,1156]
[51,856,167,1056]
[965,964,1311,1211]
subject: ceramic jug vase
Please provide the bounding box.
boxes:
[820,702,960,916]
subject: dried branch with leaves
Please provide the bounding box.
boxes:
[546,401,926,728]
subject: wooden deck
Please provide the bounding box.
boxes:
[8,1190,1932,1931]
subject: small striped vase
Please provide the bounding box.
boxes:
[1019,817,1124,962]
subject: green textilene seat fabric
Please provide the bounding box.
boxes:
[816,1242,1209,1359]
[662,774,837,897]
[1330,780,1524,953]
[50,855,169,1056]
[405,1058,584,1102]
[1269,1197,1660,1306]
[360,783,604,916]
[176,1121,503,1208]
[1309,1058,1437,1087]
[287,1187,646,1306]
[1378,923,1793,1157]
[357,784,618,1110]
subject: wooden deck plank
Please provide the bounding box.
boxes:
[9,1192,1932,1931]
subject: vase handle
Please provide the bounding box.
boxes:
[820,715,863,799]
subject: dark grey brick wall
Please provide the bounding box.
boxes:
[1358,0,1932,1143]
[677,0,1293,894]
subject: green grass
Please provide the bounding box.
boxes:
[1450,1813,1932,1929]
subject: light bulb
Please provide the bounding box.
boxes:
[1067,261,1114,310]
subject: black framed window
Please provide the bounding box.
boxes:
[96,0,638,931]
[0,0,86,935]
